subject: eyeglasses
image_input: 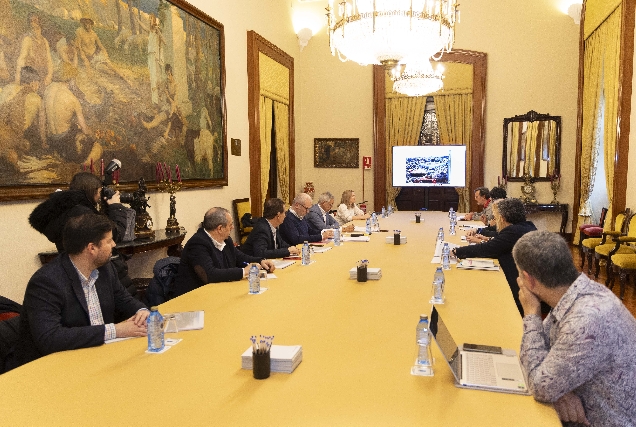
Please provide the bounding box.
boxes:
[303,204,312,210]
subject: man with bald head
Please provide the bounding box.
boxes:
[279,193,334,245]
[169,207,275,299]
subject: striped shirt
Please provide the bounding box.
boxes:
[70,260,116,341]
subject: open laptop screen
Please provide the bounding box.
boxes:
[430,307,461,378]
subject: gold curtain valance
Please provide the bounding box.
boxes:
[584,0,622,39]
[259,52,289,105]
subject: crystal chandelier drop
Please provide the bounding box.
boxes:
[392,61,444,97]
[326,0,459,70]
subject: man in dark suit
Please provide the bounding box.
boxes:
[305,192,340,235]
[279,193,334,245]
[453,198,537,316]
[14,214,148,369]
[170,207,276,299]
[242,198,300,259]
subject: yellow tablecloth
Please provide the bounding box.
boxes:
[0,212,559,426]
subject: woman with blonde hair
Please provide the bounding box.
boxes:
[335,189,370,225]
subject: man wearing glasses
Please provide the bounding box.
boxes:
[280,193,334,245]
[306,191,343,235]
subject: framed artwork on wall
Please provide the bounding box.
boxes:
[314,138,359,168]
[0,0,227,201]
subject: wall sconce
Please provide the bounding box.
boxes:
[297,27,313,51]
[567,2,582,24]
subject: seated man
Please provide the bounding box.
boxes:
[461,186,491,221]
[170,207,275,299]
[279,193,333,245]
[305,191,353,234]
[513,231,636,426]
[13,214,148,369]
[453,198,536,315]
[466,186,507,241]
[241,198,300,259]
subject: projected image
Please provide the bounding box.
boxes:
[405,156,450,184]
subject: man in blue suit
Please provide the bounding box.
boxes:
[305,192,340,235]
[279,193,334,245]
[14,214,148,369]
[242,198,300,259]
[170,207,275,299]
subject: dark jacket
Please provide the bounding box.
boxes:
[170,228,263,299]
[241,217,292,259]
[29,189,128,251]
[14,253,146,368]
[28,189,133,290]
[279,210,322,245]
[455,221,537,312]
[305,204,339,235]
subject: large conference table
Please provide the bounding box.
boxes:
[1,212,559,426]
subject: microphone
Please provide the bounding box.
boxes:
[104,159,121,174]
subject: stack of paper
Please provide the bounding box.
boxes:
[241,345,303,373]
[273,259,296,269]
[385,236,407,244]
[341,235,370,242]
[162,311,204,331]
[456,258,500,271]
[349,267,382,280]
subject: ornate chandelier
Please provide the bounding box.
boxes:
[326,0,459,70]
[392,61,444,97]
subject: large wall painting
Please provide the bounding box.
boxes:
[0,0,226,201]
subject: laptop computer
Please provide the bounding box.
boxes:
[429,306,529,395]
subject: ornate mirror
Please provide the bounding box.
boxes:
[502,110,561,181]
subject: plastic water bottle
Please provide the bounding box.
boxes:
[147,306,164,352]
[449,207,454,218]
[437,227,445,242]
[442,243,450,270]
[449,222,456,235]
[333,227,341,246]
[302,241,310,265]
[432,266,445,302]
[381,206,386,218]
[416,315,431,366]
[388,205,393,215]
[248,264,260,294]
[365,218,371,234]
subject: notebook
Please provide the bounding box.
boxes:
[429,306,529,395]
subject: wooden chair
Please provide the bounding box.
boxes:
[581,209,629,275]
[611,252,636,299]
[578,207,608,269]
[594,212,636,285]
[232,198,253,245]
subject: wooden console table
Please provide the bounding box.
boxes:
[524,204,568,235]
[38,227,187,265]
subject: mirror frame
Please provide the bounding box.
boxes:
[373,49,487,213]
[502,110,561,182]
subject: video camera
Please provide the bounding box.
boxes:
[102,159,134,204]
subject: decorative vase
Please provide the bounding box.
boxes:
[304,181,315,199]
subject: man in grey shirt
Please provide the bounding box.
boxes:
[513,231,636,426]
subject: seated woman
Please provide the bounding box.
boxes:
[453,198,536,316]
[335,190,370,226]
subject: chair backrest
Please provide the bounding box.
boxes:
[598,207,608,227]
[145,256,181,306]
[612,209,630,234]
[624,212,636,238]
[232,198,252,240]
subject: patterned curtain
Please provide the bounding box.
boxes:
[385,96,427,209]
[259,96,273,201]
[273,101,289,204]
[434,93,473,212]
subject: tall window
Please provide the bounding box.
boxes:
[418,96,440,145]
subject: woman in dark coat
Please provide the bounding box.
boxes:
[28,172,135,294]
[454,198,537,316]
